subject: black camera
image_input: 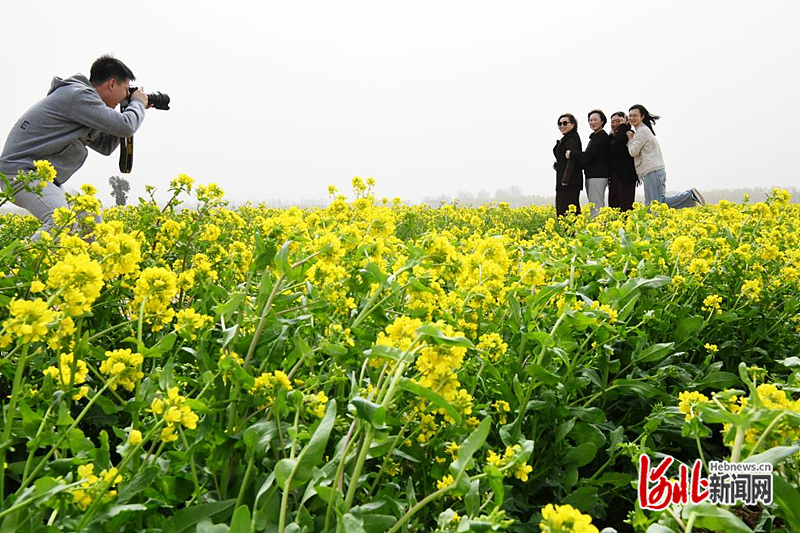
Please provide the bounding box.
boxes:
[127,87,170,110]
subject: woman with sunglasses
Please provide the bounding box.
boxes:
[553,113,583,216]
[626,104,704,208]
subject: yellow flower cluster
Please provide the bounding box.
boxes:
[46,253,104,316]
[175,308,213,341]
[0,298,54,347]
[539,504,599,533]
[33,159,57,182]
[150,387,199,443]
[72,463,122,511]
[43,352,89,400]
[487,444,533,481]
[132,266,178,330]
[477,332,508,363]
[305,391,329,418]
[414,322,473,423]
[251,370,293,405]
[701,294,723,313]
[99,349,144,392]
[678,390,710,421]
[90,222,142,280]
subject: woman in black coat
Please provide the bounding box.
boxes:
[553,113,583,216]
[607,111,638,211]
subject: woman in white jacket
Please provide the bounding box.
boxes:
[626,104,704,208]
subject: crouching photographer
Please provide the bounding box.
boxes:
[0,54,165,240]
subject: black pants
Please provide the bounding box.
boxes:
[555,188,581,216]
[609,176,636,212]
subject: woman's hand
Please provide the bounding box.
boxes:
[565,150,571,159]
[626,131,634,140]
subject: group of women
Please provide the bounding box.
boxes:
[553,104,704,216]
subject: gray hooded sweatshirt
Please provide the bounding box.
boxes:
[0,74,145,185]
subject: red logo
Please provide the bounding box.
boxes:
[638,454,709,510]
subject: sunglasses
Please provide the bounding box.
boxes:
[558,121,571,127]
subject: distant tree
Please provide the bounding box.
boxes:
[108,176,130,206]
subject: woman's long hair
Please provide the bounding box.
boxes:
[629,104,660,135]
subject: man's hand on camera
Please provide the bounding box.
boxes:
[130,88,149,108]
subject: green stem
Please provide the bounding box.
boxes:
[278,407,302,533]
[0,345,29,502]
[343,426,374,513]
[18,380,113,491]
[385,485,452,533]
[730,426,745,463]
[746,412,787,460]
[179,426,201,498]
[20,402,56,485]
[236,457,256,510]
[245,274,285,368]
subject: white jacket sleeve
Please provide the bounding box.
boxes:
[627,128,647,157]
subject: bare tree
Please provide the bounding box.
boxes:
[108,176,130,206]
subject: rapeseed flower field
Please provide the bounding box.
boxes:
[0,169,799,532]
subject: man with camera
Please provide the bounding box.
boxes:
[0,55,149,239]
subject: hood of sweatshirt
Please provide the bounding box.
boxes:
[47,74,92,96]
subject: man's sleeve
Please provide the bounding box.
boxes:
[87,133,122,156]
[70,89,145,138]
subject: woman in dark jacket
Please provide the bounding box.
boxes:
[553,113,583,216]
[607,111,638,211]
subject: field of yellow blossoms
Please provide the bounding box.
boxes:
[1,168,799,533]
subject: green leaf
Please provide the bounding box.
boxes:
[772,473,800,531]
[675,316,704,344]
[242,420,278,458]
[465,479,480,516]
[214,292,246,320]
[117,466,159,503]
[645,526,678,533]
[744,444,800,465]
[274,240,295,278]
[680,503,752,533]
[161,500,236,533]
[634,342,674,364]
[341,513,368,533]
[415,324,475,348]
[524,363,561,385]
[229,505,251,533]
[562,442,597,468]
[694,371,739,390]
[143,333,177,358]
[197,519,230,533]
[275,399,337,489]
[449,417,491,482]
[348,397,387,429]
[100,504,148,519]
[529,281,569,311]
[561,486,599,512]
[251,231,277,273]
[361,514,397,533]
[485,464,505,508]
[364,345,414,364]
[610,379,661,398]
[398,378,461,424]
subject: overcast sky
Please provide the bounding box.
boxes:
[2,1,798,206]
